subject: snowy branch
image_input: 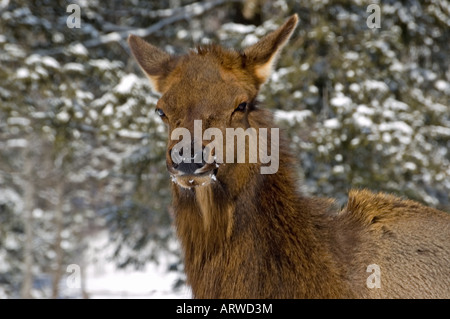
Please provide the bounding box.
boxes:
[85,0,242,47]
[37,0,243,55]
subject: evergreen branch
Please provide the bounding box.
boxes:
[36,0,242,56]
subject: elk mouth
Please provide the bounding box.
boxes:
[170,165,219,189]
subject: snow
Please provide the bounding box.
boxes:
[42,56,60,69]
[300,63,309,71]
[274,110,313,124]
[102,104,114,116]
[25,54,42,65]
[363,80,389,92]
[0,188,22,210]
[352,113,373,128]
[89,109,98,121]
[356,104,374,115]
[177,29,189,40]
[7,139,28,148]
[63,62,85,73]
[383,98,409,111]
[332,165,345,174]
[89,59,123,71]
[4,43,26,58]
[324,118,341,129]
[31,111,47,119]
[428,126,450,138]
[349,83,360,93]
[344,51,359,60]
[434,80,450,92]
[257,19,279,36]
[379,121,413,135]
[114,74,140,95]
[68,43,89,56]
[382,109,395,120]
[241,34,259,46]
[272,67,295,82]
[389,60,405,72]
[117,129,145,139]
[308,85,319,94]
[24,54,60,69]
[116,97,137,117]
[35,65,48,77]
[56,111,70,123]
[293,91,303,99]
[0,0,7,9]
[76,90,94,101]
[16,67,30,79]
[0,250,10,273]
[334,83,344,92]
[7,117,30,126]
[221,23,256,34]
[92,92,118,109]
[330,94,352,108]
[428,102,447,114]
[423,70,437,82]
[99,32,122,43]
[334,154,343,162]
[63,231,191,299]
[404,162,417,171]
[33,208,44,218]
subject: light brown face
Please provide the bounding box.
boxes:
[154,54,258,188]
[128,14,298,189]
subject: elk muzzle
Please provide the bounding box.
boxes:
[167,140,218,188]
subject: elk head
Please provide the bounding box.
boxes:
[128,15,298,190]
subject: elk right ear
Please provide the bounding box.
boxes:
[128,35,175,93]
[244,14,298,86]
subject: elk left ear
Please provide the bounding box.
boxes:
[128,35,175,93]
[244,14,298,85]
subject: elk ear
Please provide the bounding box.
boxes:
[128,35,175,93]
[244,14,298,85]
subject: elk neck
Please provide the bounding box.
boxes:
[171,132,347,298]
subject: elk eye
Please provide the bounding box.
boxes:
[155,108,165,117]
[235,102,247,112]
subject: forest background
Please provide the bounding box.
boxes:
[0,0,449,298]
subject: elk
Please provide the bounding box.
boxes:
[128,15,450,298]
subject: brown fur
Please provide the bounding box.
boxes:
[128,15,450,298]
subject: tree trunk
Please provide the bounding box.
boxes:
[51,179,64,298]
[80,254,89,299]
[21,145,35,299]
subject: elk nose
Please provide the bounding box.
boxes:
[170,143,206,175]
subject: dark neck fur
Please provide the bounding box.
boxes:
[171,132,351,298]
